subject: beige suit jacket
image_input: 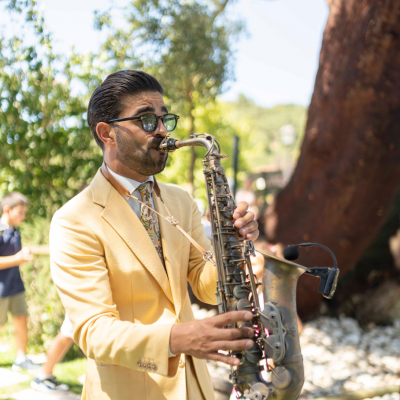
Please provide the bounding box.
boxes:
[50,169,218,400]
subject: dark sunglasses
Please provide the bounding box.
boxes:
[107,113,179,133]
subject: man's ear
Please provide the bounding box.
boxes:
[2,205,10,215]
[96,122,116,147]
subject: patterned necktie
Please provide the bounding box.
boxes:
[137,182,166,268]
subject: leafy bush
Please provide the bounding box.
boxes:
[20,218,64,352]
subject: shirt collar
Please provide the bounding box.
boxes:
[0,227,18,243]
[107,166,154,196]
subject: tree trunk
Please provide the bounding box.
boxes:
[265,0,400,319]
[328,188,400,325]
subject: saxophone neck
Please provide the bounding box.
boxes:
[157,133,219,155]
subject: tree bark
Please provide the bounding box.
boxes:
[329,188,400,324]
[265,0,400,319]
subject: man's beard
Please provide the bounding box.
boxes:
[115,132,168,176]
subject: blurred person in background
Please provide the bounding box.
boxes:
[31,185,89,393]
[30,315,73,393]
[0,192,40,372]
[236,178,259,220]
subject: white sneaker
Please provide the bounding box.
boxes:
[31,375,69,392]
[12,357,41,372]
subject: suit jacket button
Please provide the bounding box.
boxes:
[152,364,157,371]
[137,361,142,368]
[178,359,185,368]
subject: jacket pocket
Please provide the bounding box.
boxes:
[87,363,146,400]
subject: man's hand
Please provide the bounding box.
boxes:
[16,247,34,265]
[170,311,254,366]
[233,201,259,241]
[206,201,259,241]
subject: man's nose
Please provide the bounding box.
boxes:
[155,117,168,136]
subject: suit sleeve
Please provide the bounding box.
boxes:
[50,209,175,377]
[185,193,218,305]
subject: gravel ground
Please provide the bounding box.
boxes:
[191,305,400,400]
[300,316,400,398]
[363,394,400,400]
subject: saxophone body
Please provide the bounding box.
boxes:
[158,133,339,400]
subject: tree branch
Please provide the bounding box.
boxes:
[15,144,35,178]
[212,0,230,24]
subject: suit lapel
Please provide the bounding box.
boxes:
[92,171,174,304]
[153,186,184,317]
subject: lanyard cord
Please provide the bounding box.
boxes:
[101,163,215,266]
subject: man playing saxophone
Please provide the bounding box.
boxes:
[50,70,259,400]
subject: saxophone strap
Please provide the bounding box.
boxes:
[100,162,215,266]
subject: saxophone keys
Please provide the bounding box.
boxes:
[236,298,252,311]
[271,366,292,389]
[233,285,249,299]
[244,383,270,400]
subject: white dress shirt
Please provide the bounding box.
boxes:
[107,166,155,217]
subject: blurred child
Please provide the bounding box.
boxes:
[31,184,90,392]
[0,192,40,372]
[31,314,73,392]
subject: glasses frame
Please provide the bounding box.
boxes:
[107,113,180,133]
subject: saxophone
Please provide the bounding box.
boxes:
[158,133,339,400]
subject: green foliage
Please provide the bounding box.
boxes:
[0,0,306,217]
[157,100,243,190]
[222,95,307,172]
[89,0,243,192]
[158,98,307,207]
[95,0,240,92]
[1,0,34,14]
[0,2,102,218]
[18,219,64,351]
[0,0,245,211]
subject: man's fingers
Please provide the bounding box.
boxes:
[233,201,248,219]
[213,326,254,341]
[210,339,254,353]
[246,229,259,241]
[212,311,253,328]
[235,210,255,227]
[207,352,241,367]
[237,220,258,236]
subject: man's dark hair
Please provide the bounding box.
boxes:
[87,70,164,149]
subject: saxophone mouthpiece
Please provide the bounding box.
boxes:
[157,137,180,153]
